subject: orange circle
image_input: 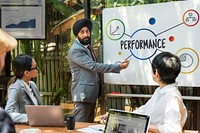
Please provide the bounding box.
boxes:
[169,36,174,42]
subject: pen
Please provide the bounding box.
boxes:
[124,54,132,61]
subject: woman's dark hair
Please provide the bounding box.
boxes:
[151,52,181,84]
[8,54,33,87]
[12,54,33,79]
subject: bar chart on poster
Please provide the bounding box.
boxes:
[0,0,45,39]
[102,1,200,87]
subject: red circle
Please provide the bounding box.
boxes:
[169,36,174,42]
[182,9,199,27]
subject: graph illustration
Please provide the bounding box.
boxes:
[1,5,45,39]
[5,16,36,28]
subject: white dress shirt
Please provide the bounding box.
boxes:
[134,83,187,133]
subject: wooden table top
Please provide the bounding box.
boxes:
[15,122,198,133]
[15,122,94,133]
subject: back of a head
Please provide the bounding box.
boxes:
[151,52,181,84]
[0,108,16,133]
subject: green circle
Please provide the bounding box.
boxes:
[105,19,125,41]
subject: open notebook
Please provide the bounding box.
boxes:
[25,105,65,127]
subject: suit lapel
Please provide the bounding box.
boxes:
[30,83,43,105]
[19,81,35,105]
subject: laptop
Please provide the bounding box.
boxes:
[25,105,65,127]
[104,109,150,133]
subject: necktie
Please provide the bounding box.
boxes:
[87,45,96,61]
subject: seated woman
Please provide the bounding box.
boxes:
[5,54,43,123]
[101,52,187,133]
[133,52,187,133]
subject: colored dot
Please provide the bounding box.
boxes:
[118,52,122,55]
[169,36,175,42]
[149,18,156,25]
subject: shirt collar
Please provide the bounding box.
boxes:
[158,82,178,94]
[21,80,30,87]
[21,80,32,91]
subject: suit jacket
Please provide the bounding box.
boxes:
[68,39,121,103]
[5,79,42,123]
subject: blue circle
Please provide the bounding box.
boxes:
[130,28,157,60]
[149,18,156,25]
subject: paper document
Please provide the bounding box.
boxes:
[77,124,105,133]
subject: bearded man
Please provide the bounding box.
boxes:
[68,18,129,122]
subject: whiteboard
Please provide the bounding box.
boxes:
[102,0,200,87]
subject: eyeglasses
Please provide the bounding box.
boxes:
[27,65,38,71]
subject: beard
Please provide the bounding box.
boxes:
[78,36,91,45]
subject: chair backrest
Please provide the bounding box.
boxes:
[60,103,74,110]
[60,102,74,115]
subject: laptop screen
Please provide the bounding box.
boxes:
[104,109,150,133]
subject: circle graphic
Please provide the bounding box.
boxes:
[176,48,199,74]
[129,28,159,60]
[182,9,199,27]
[149,18,156,25]
[169,36,174,42]
[106,19,125,40]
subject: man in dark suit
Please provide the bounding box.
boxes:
[68,18,130,122]
[0,29,17,133]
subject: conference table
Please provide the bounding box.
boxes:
[15,122,198,133]
[16,122,154,133]
[16,122,91,133]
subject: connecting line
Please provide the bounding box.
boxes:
[124,33,131,38]
[157,49,164,52]
[148,58,152,64]
[156,22,184,36]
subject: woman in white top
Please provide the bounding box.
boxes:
[134,52,187,133]
[101,52,187,133]
[5,54,43,123]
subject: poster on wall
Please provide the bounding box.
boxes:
[0,0,45,39]
[102,1,200,87]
